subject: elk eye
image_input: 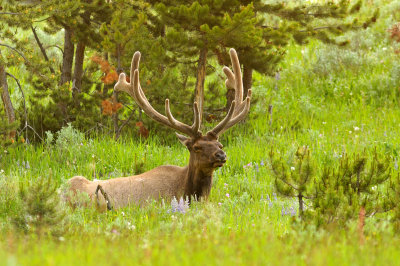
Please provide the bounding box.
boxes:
[193,146,202,152]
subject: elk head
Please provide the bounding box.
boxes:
[114,48,251,198]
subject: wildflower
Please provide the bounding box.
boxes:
[290,207,296,217]
[281,206,285,216]
[121,211,125,217]
[268,201,273,208]
[260,160,264,166]
[372,186,377,191]
[290,166,295,171]
[170,197,189,214]
[395,160,398,171]
[349,131,352,134]
[226,193,230,198]
[218,202,222,206]
[273,193,277,201]
[254,163,259,172]
[266,195,270,202]
[92,154,95,158]
[319,134,323,138]
[111,229,119,235]
[382,47,387,51]
[0,169,4,174]
[127,222,136,230]
[354,126,360,131]
[243,162,252,169]
[224,183,228,187]
[22,161,30,169]
[58,237,65,242]
[322,121,327,125]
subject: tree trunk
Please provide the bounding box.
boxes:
[298,193,304,218]
[243,64,253,98]
[0,61,16,139]
[194,48,208,123]
[59,26,74,86]
[72,42,85,96]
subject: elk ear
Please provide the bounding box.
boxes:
[176,133,191,148]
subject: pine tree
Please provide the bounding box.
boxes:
[269,146,315,218]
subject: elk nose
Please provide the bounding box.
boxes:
[215,151,227,162]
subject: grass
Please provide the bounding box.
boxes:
[2,5,400,264]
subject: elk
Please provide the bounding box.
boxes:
[68,48,251,210]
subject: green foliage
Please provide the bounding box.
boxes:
[12,175,66,236]
[270,147,394,228]
[55,123,85,150]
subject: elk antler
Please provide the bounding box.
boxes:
[114,52,201,138]
[207,48,252,137]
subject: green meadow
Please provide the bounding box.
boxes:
[2,2,400,265]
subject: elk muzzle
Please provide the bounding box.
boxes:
[213,150,227,167]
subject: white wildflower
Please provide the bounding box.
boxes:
[290,167,295,171]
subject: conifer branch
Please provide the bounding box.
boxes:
[0,43,29,63]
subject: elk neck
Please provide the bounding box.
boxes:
[183,153,214,201]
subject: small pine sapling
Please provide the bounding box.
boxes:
[269,147,315,218]
[313,151,391,228]
[13,174,66,236]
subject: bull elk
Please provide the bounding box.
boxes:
[68,48,251,210]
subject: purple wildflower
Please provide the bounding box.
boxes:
[170,197,189,214]
[281,206,285,216]
[260,160,264,166]
[273,193,277,201]
[226,193,230,198]
[254,163,259,172]
[290,207,296,217]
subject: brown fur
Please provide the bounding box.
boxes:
[68,136,226,209]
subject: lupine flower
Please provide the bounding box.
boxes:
[266,195,270,202]
[170,197,189,214]
[290,207,296,217]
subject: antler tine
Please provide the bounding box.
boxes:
[230,48,243,111]
[219,93,251,135]
[114,51,142,99]
[208,48,251,137]
[114,73,133,97]
[132,67,200,138]
[206,100,236,137]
